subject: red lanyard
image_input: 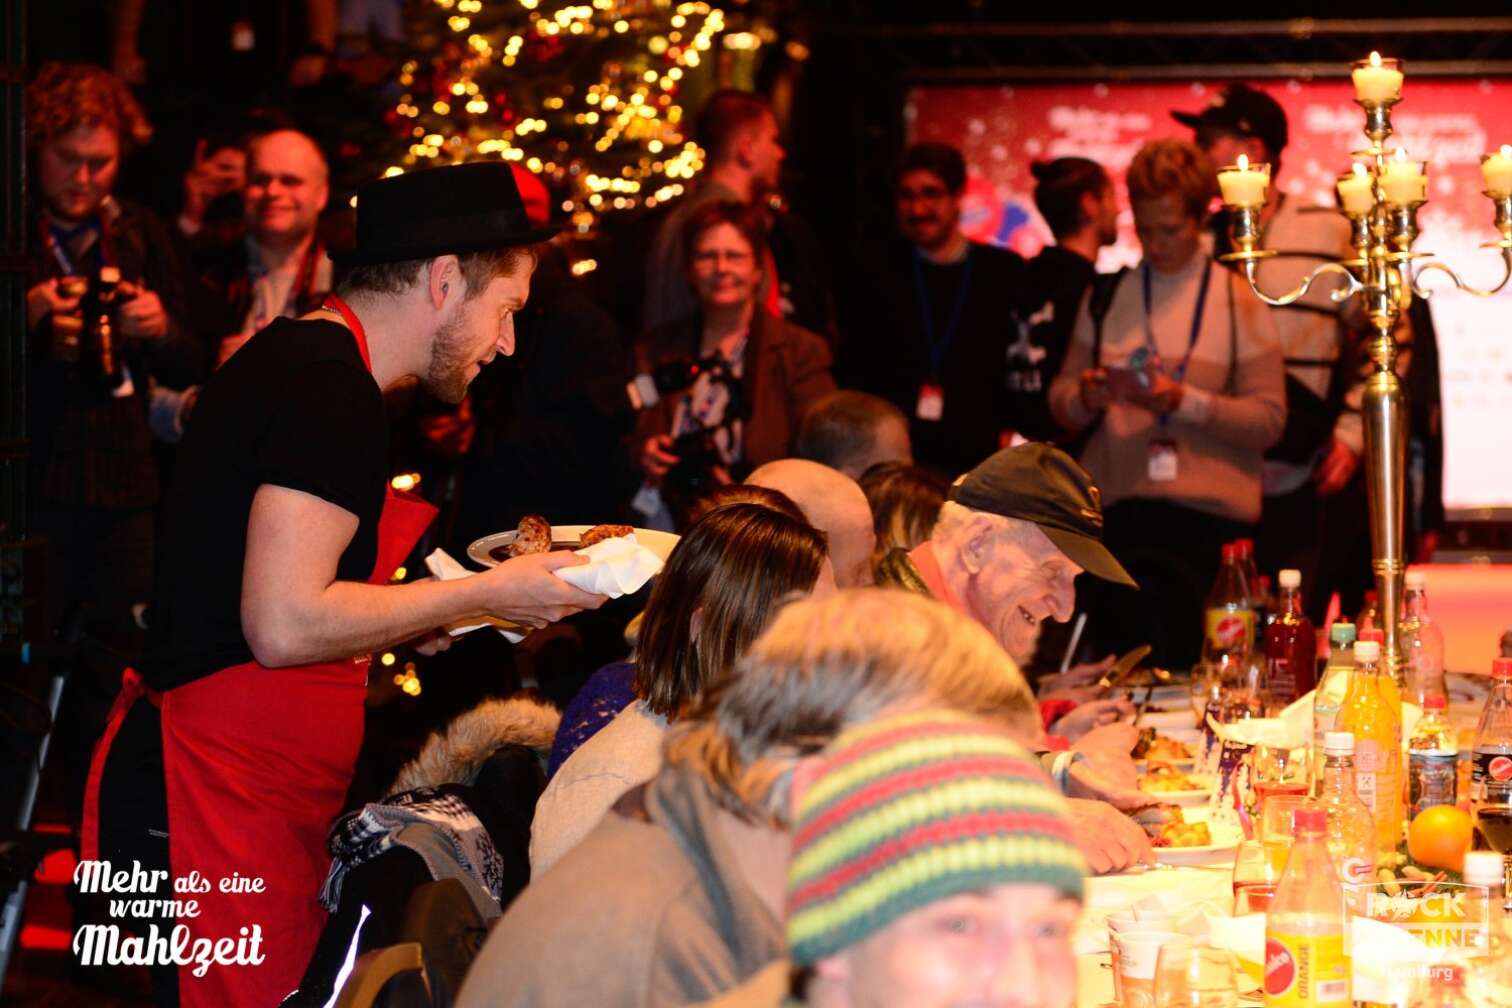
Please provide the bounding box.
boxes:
[321,295,372,371]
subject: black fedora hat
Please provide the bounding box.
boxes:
[335,161,559,269]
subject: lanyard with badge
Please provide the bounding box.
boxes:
[1140,260,1210,482]
[911,247,973,422]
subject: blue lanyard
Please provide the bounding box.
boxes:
[1141,260,1210,385]
[912,246,974,380]
[1141,260,1211,430]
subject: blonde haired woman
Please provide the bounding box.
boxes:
[1049,137,1285,669]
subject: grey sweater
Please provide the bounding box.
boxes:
[457,762,784,1007]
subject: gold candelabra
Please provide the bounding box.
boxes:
[1216,53,1512,676]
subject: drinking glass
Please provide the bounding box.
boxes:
[1154,938,1240,1008]
[1475,778,1512,913]
[1231,840,1282,915]
[1190,663,1223,725]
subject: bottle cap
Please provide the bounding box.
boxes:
[1221,543,1237,562]
[1330,622,1357,646]
[1323,731,1355,754]
[1278,569,1301,589]
[1423,693,1447,710]
[1354,640,1381,663]
[1405,570,1427,589]
[1494,657,1512,679]
[1360,628,1385,643]
[1292,806,1326,833]
[1235,538,1254,558]
[1462,850,1504,886]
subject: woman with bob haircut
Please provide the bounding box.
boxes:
[1049,137,1285,668]
[529,500,832,874]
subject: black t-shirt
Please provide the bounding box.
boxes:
[1014,245,1098,443]
[142,317,388,690]
[839,241,1030,477]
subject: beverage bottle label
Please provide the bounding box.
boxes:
[1271,657,1294,701]
[1408,751,1458,816]
[1355,740,1381,815]
[1470,749,1512,800]
[1265,932,1349,1007]
[1207,607,1255,651]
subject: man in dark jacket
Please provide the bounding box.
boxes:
[839,143,1034,477]
[24,63,194,813]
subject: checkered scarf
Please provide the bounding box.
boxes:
[320,786,505,911]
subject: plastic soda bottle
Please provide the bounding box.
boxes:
[1265,805,1350,1008]
[1408,693,1458,817]
[1315,732,1376,885]
[1471,657,1512,804]
[1337,639,1404,858]
[1266,569,1317,707]
[1312,623,1356,793]
[1400,570,1447,707]
[1205,543,1256,663]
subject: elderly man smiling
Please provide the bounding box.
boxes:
[875,442,1154,872]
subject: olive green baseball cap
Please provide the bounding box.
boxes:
[948,443,1138,588]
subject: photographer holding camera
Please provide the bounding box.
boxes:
[25,62,194,816]
[631,200,835,529]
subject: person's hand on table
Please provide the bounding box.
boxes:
[1071,722,1140,792]
[1037,653,1116,696]
[1064,798,1154,875]
[478,550,607,628]
[640,434,680,479]
[1051,697,1135,742]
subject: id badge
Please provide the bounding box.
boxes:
[915,382,944,422]
[1147,438,1178,482]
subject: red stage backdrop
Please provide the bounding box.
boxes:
[907,79,1512,514]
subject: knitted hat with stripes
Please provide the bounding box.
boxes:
[785,709,1086,966]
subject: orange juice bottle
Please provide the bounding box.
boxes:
[1337,639,1404,859]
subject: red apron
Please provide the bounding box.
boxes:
[82,297,437,1007]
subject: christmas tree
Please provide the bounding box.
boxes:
[377,0,745,229]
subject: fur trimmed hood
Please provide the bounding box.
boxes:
[390,695,561,795]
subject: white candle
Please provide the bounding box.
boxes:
[1217,154,1270,209]
[1352,52,1403,103]
[1337,163,1375,215]
[1380,151,1427,206]
[1483,145,1512,198]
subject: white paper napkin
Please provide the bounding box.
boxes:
[424,533,665,642]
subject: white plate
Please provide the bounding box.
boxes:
[1134,756,1196,773]
[1136,774,1215,806]
[1138,708,1201,732]
[467,524,680,569]
[1153,818,1243,864]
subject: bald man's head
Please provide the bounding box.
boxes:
[245,129,329,246]
[748,459,876,589]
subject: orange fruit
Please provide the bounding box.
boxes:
[1407,805,1474,872]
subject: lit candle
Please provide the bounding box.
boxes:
[1217,154,1270,209]
[1352,51,1403,104]
[1482,145,1512,198]
[1337,163,1375,215]
[1380,149,1427,206]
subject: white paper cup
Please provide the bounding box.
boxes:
[1110,929,1188,1008]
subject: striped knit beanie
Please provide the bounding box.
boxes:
[785,709,1085,966]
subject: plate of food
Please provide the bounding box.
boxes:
[1131,729,1197,768]
[1136,761,1215,806]
[1133,807,1242,864]
[468,517,680,568]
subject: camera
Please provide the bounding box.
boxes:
[50,266,125,391]
[657,360,748,527]
[626,354,721,411]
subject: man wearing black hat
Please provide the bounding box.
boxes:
[81,162,606,1008]
[875,443,1155,873]
[1174,84,1358,599]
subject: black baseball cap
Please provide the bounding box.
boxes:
[948,444,1137,588]
[1172,83,1288,158]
